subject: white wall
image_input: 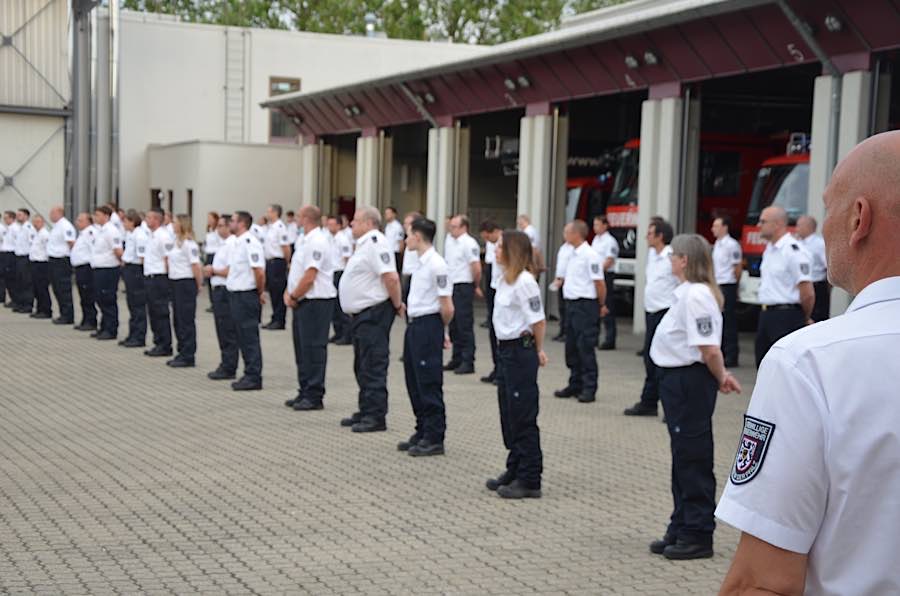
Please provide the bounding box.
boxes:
[118,11,487,213]
[148,141,301,234]
[0,114,65,218]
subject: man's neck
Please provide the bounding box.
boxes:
[771,229,787,244]
[416,243,431,257]
[303,223,317,234]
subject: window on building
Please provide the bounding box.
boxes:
[151,188,161,209]
[698,151,741,197]
[269,77,301,143]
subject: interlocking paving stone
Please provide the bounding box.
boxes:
[0,296,759,594]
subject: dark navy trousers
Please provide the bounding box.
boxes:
[639,308,668,409]
[93,267,119,336]
[564,298,600,398]
[265,258,287,326]
[145,275,172,350]
[171,278,197,362]
[122,264,147,343]
[351,299,395,422]
[211,286,238,374]
[30,261,51,315]
[49,256,74,322]
[292,298,334,404]
[229,290,263,383]
[403,313,446,443]
[496,337,542,490]
[74,264,97,326]
[449,282,475,367]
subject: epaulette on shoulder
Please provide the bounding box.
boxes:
[791,244,799,251]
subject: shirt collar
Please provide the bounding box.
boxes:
[773,232,793,250]
[847,276,900,312]
[419,246,435,263]
[358,229,378,244]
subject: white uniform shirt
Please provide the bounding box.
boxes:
[712,235,742,285]
[401,248,420,276]
[204,230,222,257]
[562,241,605,300]
[287,227,336,300]
[799,233,827,282]
[331,230,353,273]
[0,222,16,253]
[167,238,200,280]
[758,233,812,305]
[263,220,291,260]
[716,276,900,595]
[29,227,49,262]
[210,235,234,288]
[70,226,96,267]
[251,223,267,244]
[110,211,124,234]
[165,222,175,236]
[444,233,480,284]
[14,221,34,256]
[384,219,405,254]
[340,226,353,248]
[555,243,575,279]
[485,241,503,290]
[522,224,540,250]
[591,232,619,271]
[286,221,299,245]
[47,217,76,258]
[123,227,150,265]
[493,270,545,340]
[90,221,122,269]
[338,229,395,314]
[406,247,451,318]
[650,282,723,367]
[226,231,264,292]
[644,245,678,313]
[144,226,173,276]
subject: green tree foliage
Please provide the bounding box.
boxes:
[119,0,633,44]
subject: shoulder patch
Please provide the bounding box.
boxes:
[791,244,799,251]
[380,252,390,264]
[191,247,199,257]
[471,247,479,256]
[371,236,378,243]
[799,263,810,275]
[251,252,259,263]
[282,235,288,242]
[732,250,740,260]
[528,296,542,313]
[696,316,713,337]
[165,242,174,251]
[590,263,600,274]
[246,238,251,243]
[312,250,322,261]
[730,415,776,485]
[436,274,447,289]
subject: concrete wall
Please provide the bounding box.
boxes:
[0,114,66,218]
[118,11,486,212]
[148,141,301,234]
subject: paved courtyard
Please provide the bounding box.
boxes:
[0,295,759,595]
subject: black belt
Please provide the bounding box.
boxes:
[266,257,285,262]
[352,299,392,317]
[566,297,598,302]
[146,273,167,278]
[408,312,440,324]
[498,335,535,348]
[48,256,69,260]
[230,289,257,294]
[761,303,801,311]
[123,262,142,268]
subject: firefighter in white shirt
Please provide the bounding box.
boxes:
[262,204,291,330]
[326,214,353,345]
[711,215,742,367]
[165,215,203,367]
[285,210,299,245]
[89,206,123,340]
[283,205,336,412]
[71,213,98,331]
[648,234,741,561]
[717,129,900,596]
[0,210,15,306]
[143,208,174,357]
[479,219,502,385]
[553,220,606,404]
[28,215,51,318]
[398,211,421,307]
[47,205,77,325]
[550,240,575,342]
[226,211,266,391]
[443,214,481,375]
[754,205,813,367]
[204,214,239,381]
[517,213,545,279]
[625,218,679,417]
[398,217,454,457]
[337,206,403,433]
[203,211,222,313]
[592,214,619,350]
[487,229,547,499]
[120,211,150,348]
[383,206,405,273]
[795,214,829,322]
[12,208,35,313]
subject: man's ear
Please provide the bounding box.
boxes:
[848,197,872,248]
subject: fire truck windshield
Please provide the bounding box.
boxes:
[745,163,809,226]
[609,148,639,206]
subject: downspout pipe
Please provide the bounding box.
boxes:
[398,83,438,129]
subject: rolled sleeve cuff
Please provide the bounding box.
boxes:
[715,497,815,555]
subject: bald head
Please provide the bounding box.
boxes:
[759,206,788,242]
[796,215,817,239]
[298,205,321,230]
[49,205,64,223]
[822,130,900,294]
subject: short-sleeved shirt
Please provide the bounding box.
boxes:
[331,230,353,273]
[226,231,265,292]
[338,229,395,315]
[644,245,678,313]
[799,233,827,282]
[407,247,451,318]
[250,223,267,245]
[444,233,480,284]
[759,233,812,305]
[14,221,34,256]
[264,220,291,260]
[122,227,150,265]
[555,242,574,279]
[716,276,900,594]
[167,238,200,280]
[28,227,49,262]
[287,227,336,300]
[562,241,604,300]
[90,221,122,269]
[384,219,405,253]
[650,282,722,367]
[143,226,173,276]
[522,224,540,250]
[210,235,234,288]
[47,217,76,258]
[591,231,619,270]
[713,235,742,285]
[110,211,124,235]
[485,240,502,290]
[286,221,299,245]
[493,270,545,340]
[70,226,95,267]
[401,247,419,276]
[204,230,222,256]
[0,222,16,252]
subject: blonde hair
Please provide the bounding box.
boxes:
[175,214,194,245]
[500,230,533,284]
[670,234,723,309]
